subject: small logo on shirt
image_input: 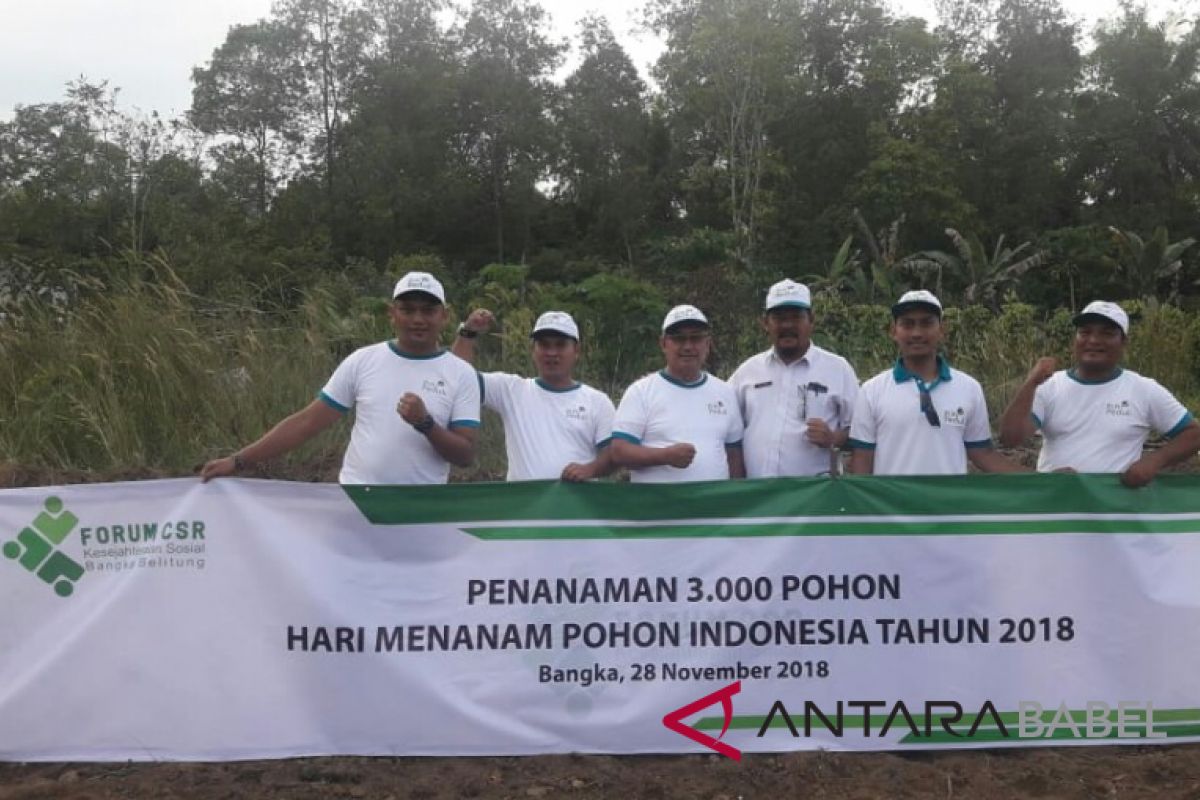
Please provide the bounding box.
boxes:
[422,379,448,397]
[565,405,588,421]
[1106,400,1131,417]
[942,407,966,426]
[708,400,728,416]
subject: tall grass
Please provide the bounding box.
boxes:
[3,264,1197,480]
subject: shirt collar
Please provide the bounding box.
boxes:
[1067,367,1123,385]
[659,369,708,388]
[892,355,952,386]
[767,345,814,367]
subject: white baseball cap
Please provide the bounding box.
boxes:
[1072,301,1129,335]
[662,304,710,333]
[392,271,445,304]
[531,310,580,340]
[891,289,942,318]
[765,279,812,311]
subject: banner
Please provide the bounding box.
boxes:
[3,474,1200,761]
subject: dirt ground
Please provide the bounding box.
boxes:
[5,459,1200,799]
[5,746,1200,800]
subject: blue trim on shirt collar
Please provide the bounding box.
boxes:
[658,370,708,388]
[1066,367,1123,385]
[535,378,582,393]
[892,356,951,389]
[1165,412,1195,439]
[388,341,447,360]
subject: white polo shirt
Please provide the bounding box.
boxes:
[1032,368,1194,473]
[320,342,481,484]
[482,373,616,481]
[613,371,745,483]
[729,345,859,477]
[849,358,993,475]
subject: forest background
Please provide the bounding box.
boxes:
[3,0,1200,480]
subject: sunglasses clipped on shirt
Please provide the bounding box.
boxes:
[918,384,941,427]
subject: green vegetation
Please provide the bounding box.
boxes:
[2,255,1197,480]
[4,0,1200,480]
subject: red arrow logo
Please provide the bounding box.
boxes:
[662,681,742,761]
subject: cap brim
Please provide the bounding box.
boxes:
[531,328,578,341]
[663,320,710,334]
[1071,312,1124,331]
[766,301,811,311]
[891,301,941,318]
[393,289,443,303]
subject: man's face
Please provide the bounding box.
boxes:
[660,323,711,377]
[531,334,579,381]
[764,306,813,359]
[388,294,448,348]
[1073,319,1125,373]
[890,309,943,358]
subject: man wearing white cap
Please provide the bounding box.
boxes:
[452,308,616,481]
[849,290,1023,475]
[728,279,859,477]
[610,305,746,482]
[201,271,480,484]
[999,301,1200,486]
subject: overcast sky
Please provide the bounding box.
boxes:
[0,0,1181,122]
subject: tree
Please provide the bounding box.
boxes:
[1072,8,1200,233]
[917,228,1048,308]
[556,16,654,264]
[190,21,306,215]
[452,0,564,263]
[274,0,370,239]
[651,0,789,262]
[1104,226,1196,303]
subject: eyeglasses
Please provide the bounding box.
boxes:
[918,385,941,427]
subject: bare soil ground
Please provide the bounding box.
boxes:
[5,747,1200,800]
[4,456,1199,799]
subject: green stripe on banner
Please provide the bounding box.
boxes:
[343,474,1200,526]
[899,724,1200,744]
[695,708,1200,744]
[699,709,1200,730]
[462,518,1200,540]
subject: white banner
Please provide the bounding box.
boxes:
[3,474,1200,761]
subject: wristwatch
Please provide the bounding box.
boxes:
[413,415,436,434]
[456,324,478,339]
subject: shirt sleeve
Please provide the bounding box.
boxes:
[837,359,860,429]
[1144,378,1192,437]
[592,391,616,448]
[724,385,745,445]
[318,350,360,414]
[481,371,518,415]
[448,362,482,429]
[848,382,876,448]
[964,379,993,446]
[728,362,749,419]
[1030,379,1051,430]
[612,381,648,444]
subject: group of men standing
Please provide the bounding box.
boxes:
[201,271,1200,488]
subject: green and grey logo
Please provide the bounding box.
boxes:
[3,496,84,598]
